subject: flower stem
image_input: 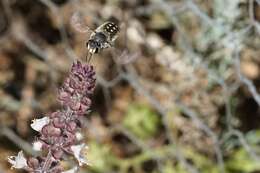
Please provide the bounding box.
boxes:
[41,150,52,173]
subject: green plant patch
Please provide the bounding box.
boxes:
[123,104,161,139]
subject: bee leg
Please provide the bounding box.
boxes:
[105,41,113,48]
[85,51,89,62]
[86,52,93,63]
[85,51,90,63]
[88,54,93,63]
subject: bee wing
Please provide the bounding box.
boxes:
[94,22,111,33]
[70,12,93,34]
[113,50,140,65]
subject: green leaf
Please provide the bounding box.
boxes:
[226,148,260,172]
[87,141,116,173]
[123,104,161,139]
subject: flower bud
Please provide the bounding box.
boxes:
[27,157,39,169]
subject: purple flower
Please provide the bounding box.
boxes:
[8,61,96,173]
[58,61,96,115]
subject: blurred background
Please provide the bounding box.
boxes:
[0,0,260,172]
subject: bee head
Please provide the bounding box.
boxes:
[87,39,100,54]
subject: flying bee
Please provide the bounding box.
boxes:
[71,12,120,62]
[86,22,120,61]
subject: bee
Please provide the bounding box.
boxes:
[86,22,119,61]
[71,12,120,62]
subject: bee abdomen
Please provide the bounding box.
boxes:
[104,22,119,36]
